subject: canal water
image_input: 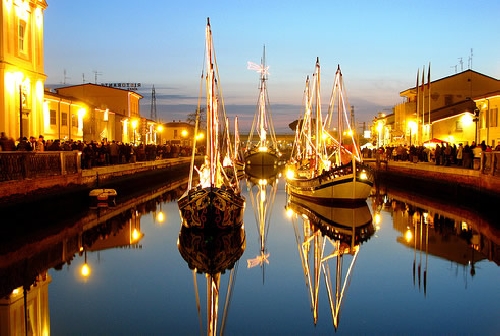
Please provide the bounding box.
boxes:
[2,173,500,335]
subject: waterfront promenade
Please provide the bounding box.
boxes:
[2,150,500,206]
[0,153,195,206]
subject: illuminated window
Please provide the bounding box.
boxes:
[62,113,68,126]
[50,110,56,125]
[18,20,26,53]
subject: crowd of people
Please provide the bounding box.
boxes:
[0,132,196,170]
[362,140,500,169]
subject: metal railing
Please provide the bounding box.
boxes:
[0,151,81,182]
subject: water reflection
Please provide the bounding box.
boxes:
[0,179,187,334]
[373,186,500,291]
[177,226,245,336]
[286,195,374,330]
[2,177,500,334]
[244,167,280,279]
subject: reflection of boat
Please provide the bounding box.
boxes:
[177,18,245,230]
[285,59,374,204]
[245,168,279,278]
[244,46,279,167]
[178,225,245,336]
[286,196,374,330]
[89,188,117,208]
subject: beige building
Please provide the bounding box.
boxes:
[55,83,143,144]
[377,70,500,147]
[474,91,500,148]
[163,120,196,147]
[0,0,48,140]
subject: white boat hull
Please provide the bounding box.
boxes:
[286,162,374,205]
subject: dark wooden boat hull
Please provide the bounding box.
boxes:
[177,186,245,229]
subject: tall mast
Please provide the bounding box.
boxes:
[205,17,216,186]
[259,45,268,146]
[314,57,321,172]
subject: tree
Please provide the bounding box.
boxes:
[186,107,206,130]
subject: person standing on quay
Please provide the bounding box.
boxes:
[456,143,463,166]
[36,135,45,151]
[16,137,33,151]
[109,140,120,164]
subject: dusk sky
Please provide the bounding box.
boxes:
[43,0,500,133]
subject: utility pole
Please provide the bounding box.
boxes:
[150,85,157,121]
[93,70,102,84]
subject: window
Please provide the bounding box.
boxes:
[18,21,26,53]
[61,113,67,126]
[455,120,463,132]
[50,110,56,125]
[490,108,498,127]
[174,130,178,139]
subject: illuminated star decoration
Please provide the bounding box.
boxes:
[247,61,269,76]
[246,252,270,268]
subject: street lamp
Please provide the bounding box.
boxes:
[14,72,24,139]
[131,119,138,145]
[408,120,417,146]
[157,124,164,145]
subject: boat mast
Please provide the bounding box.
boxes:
[314,57,322,174]
[258,45,268,148]
[205,18,217,186]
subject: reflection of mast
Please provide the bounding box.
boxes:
[410,211,429,296]
[178,226,245,336]
[245,170,279,283]
[287,198,373,330]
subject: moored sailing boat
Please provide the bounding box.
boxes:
[286,59,374,204]
[177,18,245,230]
[244,46,279,168]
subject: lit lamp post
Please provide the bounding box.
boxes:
[181,129,188,146]
[377,121,383,148]
[15,73,24,139]
[408,120,417,146]
[131,119,138,145]
[157,124,164,145]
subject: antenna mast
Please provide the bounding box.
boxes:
[150,85,157,121]
[93,70,103,84]
[468,48,473,69]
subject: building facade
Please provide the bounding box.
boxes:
[55,84,143,144]
[0,0,48,140]
[377,70,500,147]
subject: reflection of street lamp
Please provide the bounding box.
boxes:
[81,251,91,278]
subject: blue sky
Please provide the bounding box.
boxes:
[43,0,500,133]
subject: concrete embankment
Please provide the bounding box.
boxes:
[0,157,199,208]
[370,159,500,210]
